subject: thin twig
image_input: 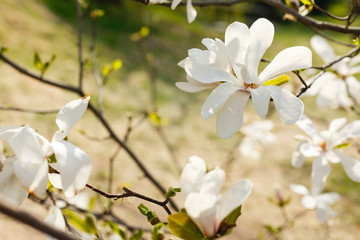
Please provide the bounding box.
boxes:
[76,0,84,89]
[0,106,59,114]
[312,3,349,21]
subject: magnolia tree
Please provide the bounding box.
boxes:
[0,0,360,239]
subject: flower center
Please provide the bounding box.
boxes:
[319,140,327,150]
[244,82,259,89]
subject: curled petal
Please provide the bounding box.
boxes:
[335,150,360,182]
[186,0,197,23]
[246,18,274,73]
[185,192,218,237]
[201,83,240,120]
[225,21,250,67]
[259,46,312,82]
[171,0,181,9]
[250,86,271,118]
[54,96,90,141]
[216,90,250,138]
[52,140,91,197]
[199,167,225,195]
[185,62,238,84]
[266,85,304,124]
[180,156,207,199]
[218,179,253,223]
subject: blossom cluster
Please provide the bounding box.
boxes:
[0,96,91,206]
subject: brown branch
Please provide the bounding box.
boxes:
[0,53,179,212]
[0,106,59,114]
[0,200,79,240]
[85,184,172,215]
[312,3,349,21]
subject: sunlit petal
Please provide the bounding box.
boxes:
[295,115,318,137]
[266,85,304,124]
[199,167,225,195]
[184,62,238,84]
[52,140,91,197]
[312,154,331,192]
[335,150,360,182]
[216,91,250,138]
[186,0,197,23]
[180,156,207,199]
[45,206,66,240]
[289,183,309,195]
[291,144,306,168]
[225,21,250,67]
[250,86,271,118]
[310,35,337,63]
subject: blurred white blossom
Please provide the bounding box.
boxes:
[290,183,340,224]
[307,35,360,109]
[177,18,311,138]
[45,206,66,240]
[0,96,91,206]
[180,156,253,237]
[171,0,197,23]
[239,120,276,159]
[293,115,360,191]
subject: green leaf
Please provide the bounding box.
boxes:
[112,59,123,71]
[33,52,43,71]
[91,9,105,18]
[84,213,99,235]
[63,209,93,233]
[216,205,241,237]
[167,213,204,240]
[89,196,96,211]
[334,143,352,149]
[148,112,168,127]
[263,74,290,86]
[129,230,144,240]
[354,37,360,46]
[152,222,165,240]
[106,221,126,240]
[165,187,181,198]
[0,46,9,53]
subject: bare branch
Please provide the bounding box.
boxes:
[0,200,79,240]
[0,106,59,114]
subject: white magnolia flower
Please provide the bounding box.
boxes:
[307,35,360,109]
[290,183,340,224]
[239,120,276,159]
[171,0,197,23]
[45,205,66,240]
[0,96,91,205]
[177,18,312,138]
[292,115,360,191]
[180,156,253,237]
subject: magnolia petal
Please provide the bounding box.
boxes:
[184,61,238,84]
[176,82,212,93]
[289,183,309,195]
[52,140,91,197]
[312,154,331,193]
[291,144,306,168]
[245,18,274,73]
[201,83,240,120]
[325,150,340,163]
[48,173,63,189]
[171,0,181,9]
[328,118,347,134]
[346,76,360,104]
[337,120,360,140]
[317,79,352,109]
[266,85,304,124]
[301,195,317,209]
[239,137,260,159]
[250,86,271,118]
[0,126,22,140]
[300,142,321,157]
[13,159,48,198]
[225,21,250,67]
[295,115,318,137]
[45,206,66,240]
[316,203,336,223]
[7,125,45,165]
[186,0,197,23]
[216,90,250,139]
[259,46,312,82]
[54,96,90,141]
[218,179,253,223]
[199,167,225,195]
[317,192,340,205]
[0,159,28,206]
[180,156,207,199]
[310,35,336,64]
[335,150,360,182]
[185,192,218,237]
